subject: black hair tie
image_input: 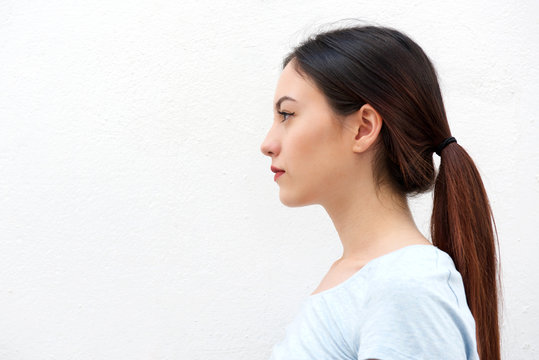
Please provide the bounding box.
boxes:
[435,136,457,156]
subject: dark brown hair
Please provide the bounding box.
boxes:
[283,23,502,360]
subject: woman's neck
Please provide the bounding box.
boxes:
[322,182,430,265]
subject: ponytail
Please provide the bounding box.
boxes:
[431,142,502,360]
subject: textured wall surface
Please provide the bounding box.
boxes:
[1,0,537,359]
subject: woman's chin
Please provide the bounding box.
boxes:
[279,190,313,208]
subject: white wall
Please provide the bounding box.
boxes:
[1,0,537,358]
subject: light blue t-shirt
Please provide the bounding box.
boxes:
[269,244,479,360]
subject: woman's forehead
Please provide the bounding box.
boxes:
[274,63,323,106]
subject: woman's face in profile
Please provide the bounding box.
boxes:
[260,60,354,207]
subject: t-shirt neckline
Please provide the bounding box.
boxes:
[308,244,435,299]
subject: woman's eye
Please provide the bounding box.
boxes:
[278,111,294,122]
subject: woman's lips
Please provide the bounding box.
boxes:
[274,171,285,181]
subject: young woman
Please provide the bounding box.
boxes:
[260,24,501,360]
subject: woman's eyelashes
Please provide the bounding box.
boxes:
[278,111,294,122]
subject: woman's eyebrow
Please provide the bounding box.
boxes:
[274,96,297,111]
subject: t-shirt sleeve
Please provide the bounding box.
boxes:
[356,278,469,360]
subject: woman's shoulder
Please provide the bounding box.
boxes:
[356,247,479,360]
[361,244,453,280]
[364,244,467,307]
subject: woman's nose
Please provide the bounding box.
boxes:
[260,132,278,157]
[260,138,272,157]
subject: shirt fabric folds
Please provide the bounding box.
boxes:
[269,244,480,360]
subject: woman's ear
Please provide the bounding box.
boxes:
[342,103,383,153]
